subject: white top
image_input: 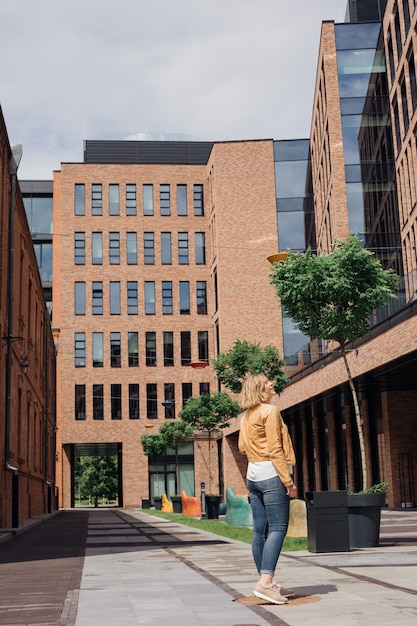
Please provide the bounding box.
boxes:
[247,460,277,482]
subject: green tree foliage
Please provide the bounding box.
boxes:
[140,432,167,457]
[179,392,239,493]
[269,234,398,490]
[76,455,118,502]
[212,340,288,394]
[140,432,167,497]
[159,421,194,494]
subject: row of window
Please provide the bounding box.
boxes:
[74,183,204,217]
[75,280,208,316]
[75,330,209,368]
[75,381,210,420]
[75,231,206,265]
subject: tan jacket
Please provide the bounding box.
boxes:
[238,403,296,488]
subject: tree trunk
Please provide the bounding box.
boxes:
[340,345,367,491]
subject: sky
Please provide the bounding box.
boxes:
[0,0,346,180]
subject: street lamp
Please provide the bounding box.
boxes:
[267,251,289,264]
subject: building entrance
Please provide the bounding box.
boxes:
[71,442,122,507]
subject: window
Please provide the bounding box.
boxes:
[111,384,122,419]
[404,0,411,33]
[127,281,138,314]
[144,232,155,264]
[200,382,210,396]
[408,45,417,111]
[128,332,139,366]
[92,282,103,315]
[33,242,52,282]
[198,330,209,363]
[92,332,104,367]
[161,232,172,264]
[145,281,156,314]
[177,184,187,215]
[193,184,204,216]
[178,232,189,264]
[181,331,191,366]
[163,331,174,366]
[182,382,192,406]
[394,7,402,61]
[74,184,85,216]
[162,281,173,314]
[93,384,104,420]
[146,332,157,366]
[126,232,137,264]
[75,385,86,420]
[92,184,103,215]
[143,184,154,215]
[164,383,175,419]
[400,71,409,135]
[146,383,157,419]
[75,332,86,367]
[179,281,190,314]
[126,184,137,216]
[109,232,120,264]
[75,282,86,315]
[129,383,139,419]
[195,232,206,264]
[196,281,207,314]
[92,232,103,264]
[74,232,85,265]
[160,184,171,215]
[110,332,121,367]
[110,282,121,315]
[109,184,120,215]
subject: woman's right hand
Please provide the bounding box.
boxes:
[286,484,298,499]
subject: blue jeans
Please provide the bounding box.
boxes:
[247,476,290,576]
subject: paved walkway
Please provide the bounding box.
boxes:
[0,507,416,625]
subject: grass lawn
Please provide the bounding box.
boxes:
[141,509,307,551]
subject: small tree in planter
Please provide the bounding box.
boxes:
[140,432,167,506]
[269,234,398,492]
[212,339,288,394]
[158,421,194,504]
[179,392,239,500]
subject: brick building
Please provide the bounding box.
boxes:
[52,139,283,507]
[0,106,57,528]
[225,3,417,510]
[16,0,417,512]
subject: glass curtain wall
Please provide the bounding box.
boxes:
[274,140,314,364]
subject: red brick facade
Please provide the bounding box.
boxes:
[0,107,57,528]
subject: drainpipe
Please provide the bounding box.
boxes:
[4,145,22,528]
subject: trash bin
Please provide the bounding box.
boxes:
[306,491,349,552]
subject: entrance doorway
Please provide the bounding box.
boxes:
[71,442,122,507]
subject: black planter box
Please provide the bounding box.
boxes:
[171,496,182,514]
[348,492,385,548]
[306,491,349,553]
[141,499,151,509]
[154,496,162,511]
[205,495,221,519]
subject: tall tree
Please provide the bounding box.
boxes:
[269,234,398,490]
[212,340,288,394]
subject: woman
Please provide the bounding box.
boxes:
[238,373,297,604]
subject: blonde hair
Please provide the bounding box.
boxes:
[239,373,269,409]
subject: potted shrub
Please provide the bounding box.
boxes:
[179,391,239,518]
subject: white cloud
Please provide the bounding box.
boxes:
[0,0,345,178]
